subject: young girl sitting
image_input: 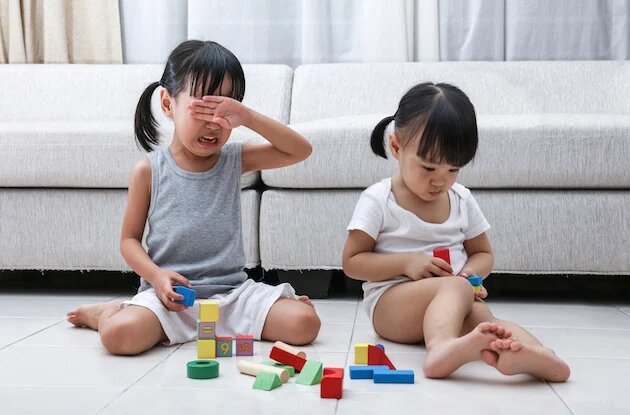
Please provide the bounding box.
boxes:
[342,82,570,381]
[67,40,320,355]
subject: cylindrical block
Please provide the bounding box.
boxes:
[272,341,306,358]
[236,360,290,383]
[187,360,219,379]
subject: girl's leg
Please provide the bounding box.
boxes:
[373,277,505,379]
[462,300,570,382]
[67,301,166,356]
[261,298,321,346]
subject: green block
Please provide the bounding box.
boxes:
[263,361,295,377]
[253,371,282,391]
[296,360,323,385]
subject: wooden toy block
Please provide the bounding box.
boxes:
[373,369,415,384]
[197,321,216,339]
[263,361,295,377]
[252,371,282,391]
[236,360,290,383]
[271,341,306,358]
[320,367,344,399]
[197,339,216,359]
[349,365,389,379]
[433,248,451,265]
[216,336,233,357]
[199,300,219,322]
[187,359,219,379]
[375,343,385,351]
[354,343,370,364]
[270,343,307,372]
[473,285,482,293]
[367,344,396,370]
[235,335,254,356]
[174,286,196,307]
[296,360,323,385]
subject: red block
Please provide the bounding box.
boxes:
[270,345,307,372]
[433,248,451,266]
[320,367,344,399]
[367,345,396,370]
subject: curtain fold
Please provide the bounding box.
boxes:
[0,0,122,64]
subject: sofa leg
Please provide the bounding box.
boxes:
[276,270,333,299]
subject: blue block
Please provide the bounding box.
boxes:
[349,365,390,379]
[467,276,483,286]
[174,286,197,306]
[373,369,415,384]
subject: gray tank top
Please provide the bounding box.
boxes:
[139,143,247,298]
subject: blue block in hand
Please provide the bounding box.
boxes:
[174,286,196,306]
[467,276,483,287]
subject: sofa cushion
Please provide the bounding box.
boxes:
[0,122,264,188]
[262,113,630,189]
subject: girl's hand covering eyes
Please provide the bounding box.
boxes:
[188,96,251,130]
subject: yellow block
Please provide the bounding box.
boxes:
[199,300,219,322]
[473,285,482,293]
[198,339,216,359]
[354,343,370,364]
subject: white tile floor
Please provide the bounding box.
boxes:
[2,292,630,415]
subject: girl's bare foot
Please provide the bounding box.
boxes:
[423,322,503,378]
[66,299,125,330]
[479,325,512,368]
[297,295,314,308]
[490,338,571,382]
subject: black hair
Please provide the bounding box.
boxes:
[370,82,478,167]
[134,40,246,152]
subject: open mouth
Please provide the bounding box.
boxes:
[198,136,218,145]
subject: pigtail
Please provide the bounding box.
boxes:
[370,115,395,159]
[134,81,161,152]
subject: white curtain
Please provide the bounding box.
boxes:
[119,0,630,64]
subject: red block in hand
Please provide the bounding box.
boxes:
[270,345,307,372]
[320,367,344,399]
[433,248,451,266]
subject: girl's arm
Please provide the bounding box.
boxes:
[342,230,452,282]
[188,96,312,173]
[459,233,494,279]
[120,159,190,311]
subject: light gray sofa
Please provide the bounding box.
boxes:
[2,62,629,294]
[261,61,630,288]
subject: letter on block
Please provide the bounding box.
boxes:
[216,336,233,357]
[235,335,254,356]
[197,321,216,339]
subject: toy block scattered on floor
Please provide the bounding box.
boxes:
[197,321,216,339]
[199,300,219,321]
[186,359,219,379]
[174,286,196,306]
[236,360,290,383]
[197,339,216,359]
[216,336,233,357]
[296,360,323,385]
[373,369,415,384]
[354,343,370,364]
[467,276,483,293]
[253,371,282,391]
[270,341,307,372]
[367,344,396,370]
[235,335,254,356]
[263,361,295,377]
[320,367,344,399]
[433,247,451,265]
[349,365,389,379]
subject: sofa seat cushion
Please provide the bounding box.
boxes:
[0,121,264,188]
[262,113,630,189]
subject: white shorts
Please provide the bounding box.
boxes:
[121,279,298,346]
[361,276,411,324]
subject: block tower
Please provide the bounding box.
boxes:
[197,300,219,359]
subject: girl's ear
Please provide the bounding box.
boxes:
[388,132,402,160]
[160,89,173,117]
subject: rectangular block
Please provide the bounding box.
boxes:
[270,345,306,372]
[373,369,415,384]
[349,365,389,379]
[197,339,216,359]
[354,343,370,364]
[433,248,451,266]
[197,321,216,340]
[216,336,233,357]
[199,300,219,322]
[235,335,254,356]
[321,367,344,399]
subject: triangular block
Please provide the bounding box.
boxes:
[296,360,323,385]
[253,372,282,391]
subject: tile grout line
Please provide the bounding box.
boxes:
[546,381,576,415]
[0,318,65,351]
[334,300,359,415]
[94,344,185,415]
